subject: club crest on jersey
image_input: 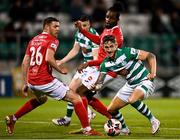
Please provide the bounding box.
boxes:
[88,76,92,81]
[130,48,137,54]
[50,43,57,49]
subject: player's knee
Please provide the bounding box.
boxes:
[128,98,136,104]
[108,110,119,118]
[71,96,82,105]
[38,96,48,104]
[69,90,82,104]
[107,107,116,115]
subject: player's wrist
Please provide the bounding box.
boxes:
[151,73,156,76]
[61,59,65,64]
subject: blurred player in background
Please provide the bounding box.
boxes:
[5,17,101,136]
[93,35,160,134]
[76,2,160,135]
[52,15,99,126]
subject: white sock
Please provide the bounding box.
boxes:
[64,116,71,121]
[83,126,91,132]
[12,115,17,121]
[87,107,92,116]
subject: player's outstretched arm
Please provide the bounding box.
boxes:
[74,21,100,45]
[60,42,80,64]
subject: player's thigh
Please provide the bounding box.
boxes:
[128,89,144,104]
[63,89,81,103]
[77,84,90,96]
[135,80,155,99]
[107,96,127,113]
[69,77,82,92]
[29,89,48,104]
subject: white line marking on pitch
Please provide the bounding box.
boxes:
[1,120,180,131]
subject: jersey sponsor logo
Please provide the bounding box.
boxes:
[31,41,43,46]
[116,54,126,65]
[105,61,116,68]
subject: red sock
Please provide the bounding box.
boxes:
[14,98,43,119]
[73,101,90,128]
[89,97,112,119]
[82,96,88,110]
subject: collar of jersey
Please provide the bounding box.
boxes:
[42,31,48,34]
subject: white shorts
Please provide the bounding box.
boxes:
[28,79,69,101]
[73,66,98,80]
[79,67,114,90]
[116,79,155,103]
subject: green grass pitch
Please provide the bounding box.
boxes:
[0,97,180,139]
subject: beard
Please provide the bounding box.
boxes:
[104,22,117,29]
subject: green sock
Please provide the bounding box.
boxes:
[113,111,127,129]
[131,100,153,120]
[66,102,74,118]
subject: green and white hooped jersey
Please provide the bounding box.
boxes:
[100,47,149,85]
[74,28,99,62]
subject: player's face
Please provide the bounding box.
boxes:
[49,21,60,37]
[105,11,118,29]
[103,41,118,58]
[81,21,90,31]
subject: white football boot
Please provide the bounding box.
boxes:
[151,118,160,134]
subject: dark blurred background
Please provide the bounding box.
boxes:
[0,0,179,98]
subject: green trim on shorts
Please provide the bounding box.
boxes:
[141,85,148,93]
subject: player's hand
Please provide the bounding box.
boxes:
[22,84,28,96]
[90,83,102,91]
[77,63,88,73]
[147,73,156,81]
[59,65,68,74]
[74,20,82,30]
[56,60,64,66]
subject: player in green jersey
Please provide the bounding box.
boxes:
[93,35,160,134]
[52,15,99,126]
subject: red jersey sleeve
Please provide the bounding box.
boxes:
[47,39,59,52]
[80,29,101,45]
[113,26,124,48]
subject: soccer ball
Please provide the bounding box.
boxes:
[104,119,122,136]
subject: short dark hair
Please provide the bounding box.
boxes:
[103,35,116,44]
[108,1,124,20]
[79,15,90,22]
[43,17,60,28]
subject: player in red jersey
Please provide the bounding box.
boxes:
[54,3,130,135]
[75,5,124,72]
[5,17,101,136]
[76,2,161,135]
